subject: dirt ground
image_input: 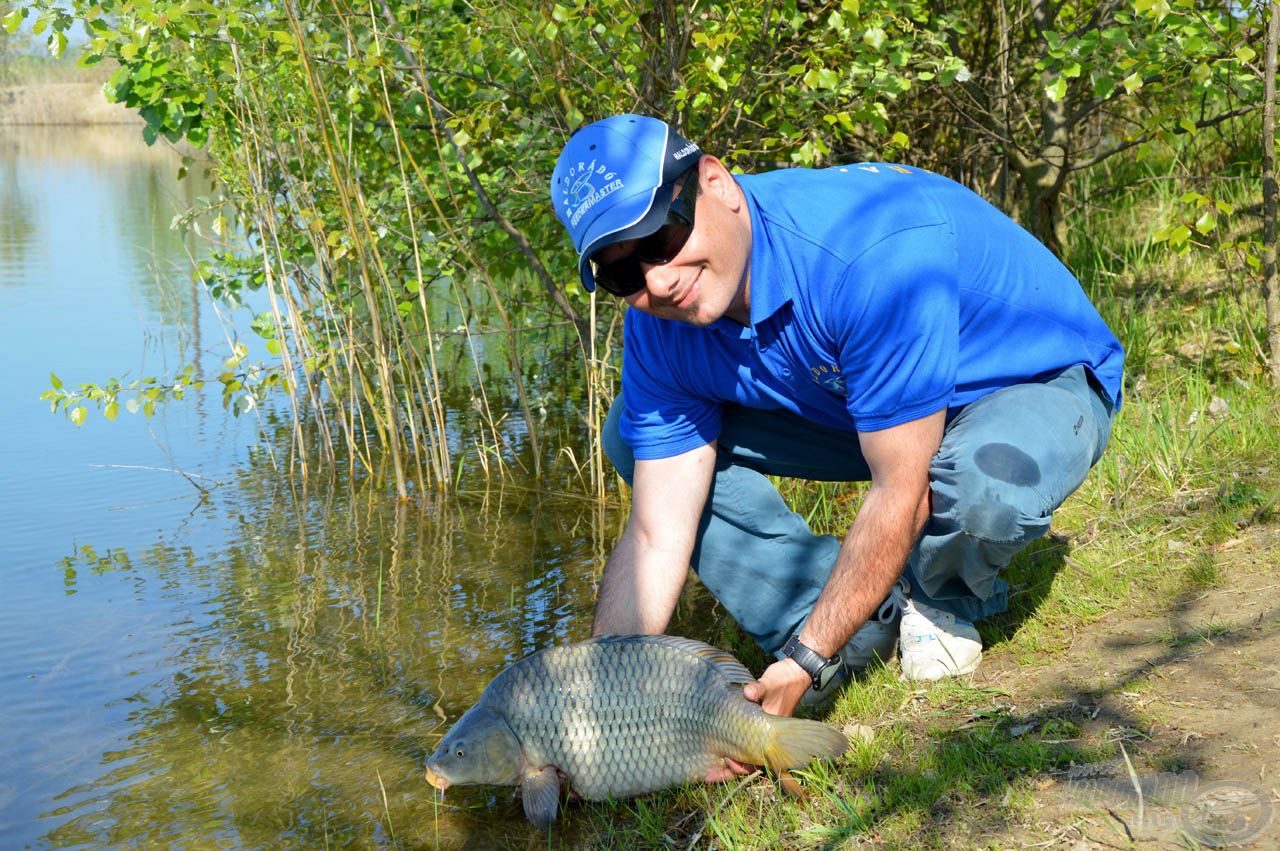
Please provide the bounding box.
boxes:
[976,523,1280,849]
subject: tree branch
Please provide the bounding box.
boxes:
[1069,104,1260,172]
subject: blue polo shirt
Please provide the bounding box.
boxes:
[620,164,1125,461]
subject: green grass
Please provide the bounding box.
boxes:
[549,154,1280,848]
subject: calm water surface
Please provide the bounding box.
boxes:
[0,125,624,848]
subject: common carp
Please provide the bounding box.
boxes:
[424,634,848,828]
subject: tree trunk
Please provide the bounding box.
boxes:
[1025,0,1071,256]
[1264,0,1279,382]
[638,0,688,112]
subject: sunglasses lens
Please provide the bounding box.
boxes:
[636,220,692,264]
[593,256,646,297]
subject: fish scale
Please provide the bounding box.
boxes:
[424,634,848,827]
[501,646,726,796]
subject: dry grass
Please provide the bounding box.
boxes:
[0,82,140,126]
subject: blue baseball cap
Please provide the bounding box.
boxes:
[551,115,701,292]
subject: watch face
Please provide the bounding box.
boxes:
[814,657,842,691]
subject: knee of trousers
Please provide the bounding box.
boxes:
[928,453,1055,566]
[602,396,636,485]
[958,494,1052,564]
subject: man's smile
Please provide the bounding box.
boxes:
[672,268,701,310]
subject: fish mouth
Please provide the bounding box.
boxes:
[424,764,451,791]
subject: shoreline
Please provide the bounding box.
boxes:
[0,82,141,126]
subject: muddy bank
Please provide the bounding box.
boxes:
[0,82,141,125]
[983,523,1280,848]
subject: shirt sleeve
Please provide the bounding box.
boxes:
[619,311,723,460]
[826,224,958,431]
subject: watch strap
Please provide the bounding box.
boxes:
[782,635,843,691]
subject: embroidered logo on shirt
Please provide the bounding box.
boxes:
[810,363,846,395]
[561,158,624,228]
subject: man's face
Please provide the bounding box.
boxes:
[593,157,752,327]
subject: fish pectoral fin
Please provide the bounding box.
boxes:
[777,769,805,800]
[520,766,561,830]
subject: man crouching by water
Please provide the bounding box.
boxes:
[549,115,1123,724]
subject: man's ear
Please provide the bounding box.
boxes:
[699,156,742,212]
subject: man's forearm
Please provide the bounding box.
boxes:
[797,483,929,657]
[591,523,689,635]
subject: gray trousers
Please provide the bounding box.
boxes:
[603,365,1115,656]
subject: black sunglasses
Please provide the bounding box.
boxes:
[591,175,699,298]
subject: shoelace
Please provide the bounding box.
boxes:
[875,576,910,623]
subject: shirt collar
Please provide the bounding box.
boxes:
[737,176,794,329]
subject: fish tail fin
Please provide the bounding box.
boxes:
[763,718,849,771]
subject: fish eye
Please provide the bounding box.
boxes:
[455,746,465,758]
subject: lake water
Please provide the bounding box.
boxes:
[0,125,629,847]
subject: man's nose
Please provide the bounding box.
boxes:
[641,261,679,298]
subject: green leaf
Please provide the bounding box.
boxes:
[50,372,64,390]
[1234,46,1256,64]
[70,406,87,426]
[863,27,886,50]
[1122,73,1143,94]
[266,338,282,355]
[1178,117,1197,134]
[1062,61,1081,78]
[104,401,118,421]
[1194,209,1215,234]
[1046,77,1068,103]
[2,8,25,34]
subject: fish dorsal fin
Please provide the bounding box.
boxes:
[582,634,756,685]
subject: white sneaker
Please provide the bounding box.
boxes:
[899,596,982,680]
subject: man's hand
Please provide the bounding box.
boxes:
[704,757,756,783]
[742,657,812,717]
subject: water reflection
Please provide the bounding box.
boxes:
[0,123,699,849]
[37,465,620,848]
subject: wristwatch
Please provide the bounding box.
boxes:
[782,635,843,692]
